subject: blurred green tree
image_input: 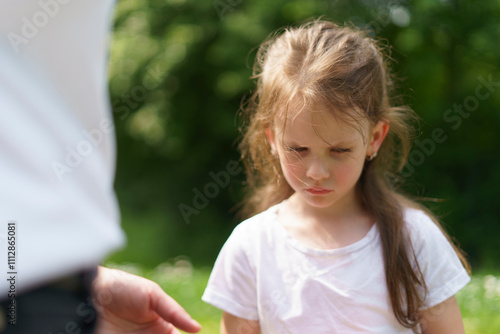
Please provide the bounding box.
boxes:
[107,0,500,270]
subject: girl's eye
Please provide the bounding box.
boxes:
[286,146,307,153]
[330,148,351,154]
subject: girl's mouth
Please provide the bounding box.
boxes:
[305,187,332,195]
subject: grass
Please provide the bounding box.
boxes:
[456,274,500,333]
[106,260,500,334]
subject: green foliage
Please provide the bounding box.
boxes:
[107,0,500,268]
[457,274,500,333]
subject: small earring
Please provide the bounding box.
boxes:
[272,164,281,185]
[366,152,378,161]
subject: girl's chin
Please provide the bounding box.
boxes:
[289,191,342,211]
[298,194,336,209]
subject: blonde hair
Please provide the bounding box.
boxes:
[238,18,470,328]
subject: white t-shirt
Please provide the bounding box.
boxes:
[0,0,125,295]
[202,202,470,333]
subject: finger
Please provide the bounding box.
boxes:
[161,322,183,334]
[149,284,201,333]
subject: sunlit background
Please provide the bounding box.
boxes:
[105,0,500,332]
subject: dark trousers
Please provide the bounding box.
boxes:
[0,269,98,334]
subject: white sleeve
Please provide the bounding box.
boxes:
[0,0,125,295]
[202,224,259,320]
[406,210,470,309]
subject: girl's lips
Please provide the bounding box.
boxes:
[305,188,332,195]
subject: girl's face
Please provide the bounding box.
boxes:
[266,104,388,214]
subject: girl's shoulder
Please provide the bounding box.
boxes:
[402,206,455,257]
[403,206,439,235]
[217,202,283,268]
[403,206,436,230]
[230,202,282,240]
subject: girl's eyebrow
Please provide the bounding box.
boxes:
[283,139,356,147]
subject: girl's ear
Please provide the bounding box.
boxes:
[265,127,277,153]
[368,121,389,155]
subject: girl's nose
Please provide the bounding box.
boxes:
[305,157,329,181]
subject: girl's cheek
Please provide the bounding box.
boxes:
[282,161,304,180]
[334,162,361,183]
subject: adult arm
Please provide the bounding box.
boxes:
[93,266,201,334]
[220,311,260,334]
[419,296,465,334]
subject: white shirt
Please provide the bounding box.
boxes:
[202,202,470,333]
[0,0,125,295]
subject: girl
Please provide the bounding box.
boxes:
[202,19,470,333]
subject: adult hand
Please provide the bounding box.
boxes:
[92,266,201,334]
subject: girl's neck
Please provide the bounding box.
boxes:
[279,192,374,249]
